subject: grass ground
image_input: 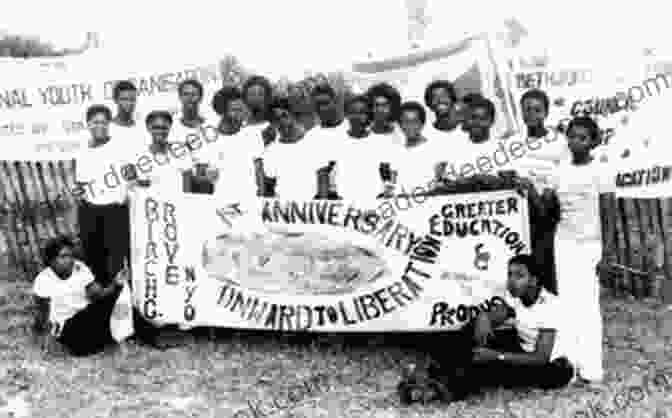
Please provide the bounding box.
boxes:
[1,266,672,418]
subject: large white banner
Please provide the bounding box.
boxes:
[509,65,644,161]
[348,36,519,140]
[0,55,226,161]
[130,189,530,332]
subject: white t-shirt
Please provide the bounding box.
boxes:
[213,128,265,203]
[262,137,325,201]
[135,147,189,195]
[394,135,449,195]
[511,129,570,192]
[549,157,615,243]
[33,261,94,328]
[337,133,402,207]
[109,121,148,157]
[444,132,512,179]
[504,288,569,362]
[76,139,135,205]
[169,118,221,167]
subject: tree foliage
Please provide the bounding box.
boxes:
[0,34,77,58]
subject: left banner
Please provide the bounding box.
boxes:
[0,55,225,161]
[130,188,530,332]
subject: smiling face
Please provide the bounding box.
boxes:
[88,112,110,140]
[313,93,338,121]
[226,98,249,127]
[51,245,75,279]
[466,105,493,139]
[179,83,202,111]
[506,262,535,298]
[245,84,268,111]
[346,99,370,129]
[372,95,392,123]
[147,115,172,144]
[429,87,454,116]
[399,109,424,140]
[522,97,548,128]
[567,124,594,160]
[115,89,137,116]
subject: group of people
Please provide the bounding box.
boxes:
[31,73,622,403]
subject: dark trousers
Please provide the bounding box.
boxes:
[78,201,130,285]
[59,288,121,356]
[429,322,573,398]
[528,195,558,295]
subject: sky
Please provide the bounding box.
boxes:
[2,0,669,71]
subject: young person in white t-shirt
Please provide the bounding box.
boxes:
[442,96,506,187]
[75,105,136,287]
[130,110,189,195]
[171,79,220,194]
[109,80,146,158]
[366,82,404,146]
[211,86,265,204]
[512,88,568,295]
[395,101,444,197]
[404,255,574,404]
[259,97,315,200]
[310,83,348,199]
[336,94,390,206]
[32,236,128,356]
[242,75,277,147]
[424,80,461,134]
[545,116,613,385]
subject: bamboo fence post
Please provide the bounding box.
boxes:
[59,160,78,238]
[14,161,49,275]
[1,161,37,273]
[617,198,632,296]
[0,166,20,268]
[659,198,672,304]
[632,199,648,298]
[34,161,64,237]
[599,194,616,291]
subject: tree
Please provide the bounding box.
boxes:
[0,32,97,58]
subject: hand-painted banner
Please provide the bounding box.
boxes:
[612,153,672,199]
[509,66,642,162]
[0,56,225,160]
[130,188,530,332]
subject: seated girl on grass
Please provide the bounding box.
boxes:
[32,236,128,356]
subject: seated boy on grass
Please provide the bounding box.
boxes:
[399,254,574,404]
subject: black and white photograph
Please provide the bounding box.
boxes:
[1,0,672,416]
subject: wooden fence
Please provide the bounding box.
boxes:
[0,161,671,302]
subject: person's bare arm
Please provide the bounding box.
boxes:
[473,302,513,346]
[499,328,555,366]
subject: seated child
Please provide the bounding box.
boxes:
[399,254,574,404]
[32,236,128,356]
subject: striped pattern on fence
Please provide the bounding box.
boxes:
[0,162,670,301]
[0,160,78,275]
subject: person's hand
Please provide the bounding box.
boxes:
[512,176,535,197]
[472,347,502,364]
[135,178,152,188]
[205,166,220,182]
[473,313,493,346]
[114,258,130,287]
[262,125,277,146]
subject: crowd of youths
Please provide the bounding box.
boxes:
[31,74,621,403]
